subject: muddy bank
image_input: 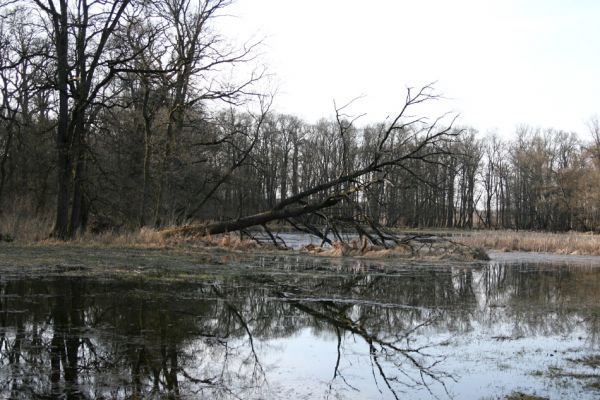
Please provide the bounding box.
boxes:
[0,238,489,279]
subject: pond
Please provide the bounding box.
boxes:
[1,249,600,399]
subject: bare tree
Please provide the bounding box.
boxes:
[25,0,136,238]
[169,84,462,237]
[151,0,264,225]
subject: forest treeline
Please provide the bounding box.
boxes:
[1,0,600,238]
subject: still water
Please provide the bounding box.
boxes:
[1,251,600,399]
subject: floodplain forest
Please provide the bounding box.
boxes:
[1,0,600,239]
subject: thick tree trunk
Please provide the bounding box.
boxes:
[69,102,88,237]
[52,1,71,239]
[446,169,455,228]
[0,119,14,207]
[140,127,152,227]
[69,135,86,236]
[139,86,153,227]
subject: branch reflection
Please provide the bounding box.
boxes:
[0,260,599,398]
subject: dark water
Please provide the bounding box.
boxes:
[2,253,600,399]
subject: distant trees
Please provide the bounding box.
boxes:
[478,127,598,231]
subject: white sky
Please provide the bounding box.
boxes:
[220,0,600,138]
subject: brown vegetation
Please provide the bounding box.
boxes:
[459,230,600,256]
[1,210,488,260]
[0,205,53,243]
[303,237,489,261]
[4,205,599,260]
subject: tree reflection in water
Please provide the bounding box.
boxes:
[0,258,599,399]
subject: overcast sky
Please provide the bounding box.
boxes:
[221,0,600,138]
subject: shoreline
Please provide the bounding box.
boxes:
[457,229,600,256]
[2,229,600,272]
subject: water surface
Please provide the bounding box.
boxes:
[1,250,600,399]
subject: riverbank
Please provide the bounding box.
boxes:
[4,221,600,259]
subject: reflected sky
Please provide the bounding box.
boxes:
[1,253,600,399]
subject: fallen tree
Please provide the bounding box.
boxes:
[164,84,472,251]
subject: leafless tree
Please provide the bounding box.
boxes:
[170,84,463,237]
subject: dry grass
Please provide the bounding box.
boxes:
[459,230,600,256]
[7,207,597,258]
[50,229,263,251]
[0,206,53,242]
[181,232,265,250]
[20,227,169,249]
[303,238,488,261]
[0,205,168,248]
[0,207,269,252]
[304,240,413,258]
[73,227,167,247]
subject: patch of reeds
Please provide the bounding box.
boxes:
[0,204,53,242]
[0,207,273,252]
[72,227,167,247]
[459,230,600,256]
[68,229,264,251]
[303,238,488,261]
[173,231,268,250]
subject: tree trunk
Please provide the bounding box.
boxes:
[446,167,455,228]
[167,192,345,236]
[291,139,299,196]
[69,130,86,236]
[52,0,71,239]
[139,86,153,227]
[0,117,14,207]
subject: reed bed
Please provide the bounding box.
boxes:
[0,208,53,243]
[83,230,263,251]
[0,207,263,251]
[72,227,167,247]
[459,230,600,256]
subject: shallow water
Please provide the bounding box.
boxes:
[1,250,600,399]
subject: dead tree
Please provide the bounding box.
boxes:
[167,84,462,238]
